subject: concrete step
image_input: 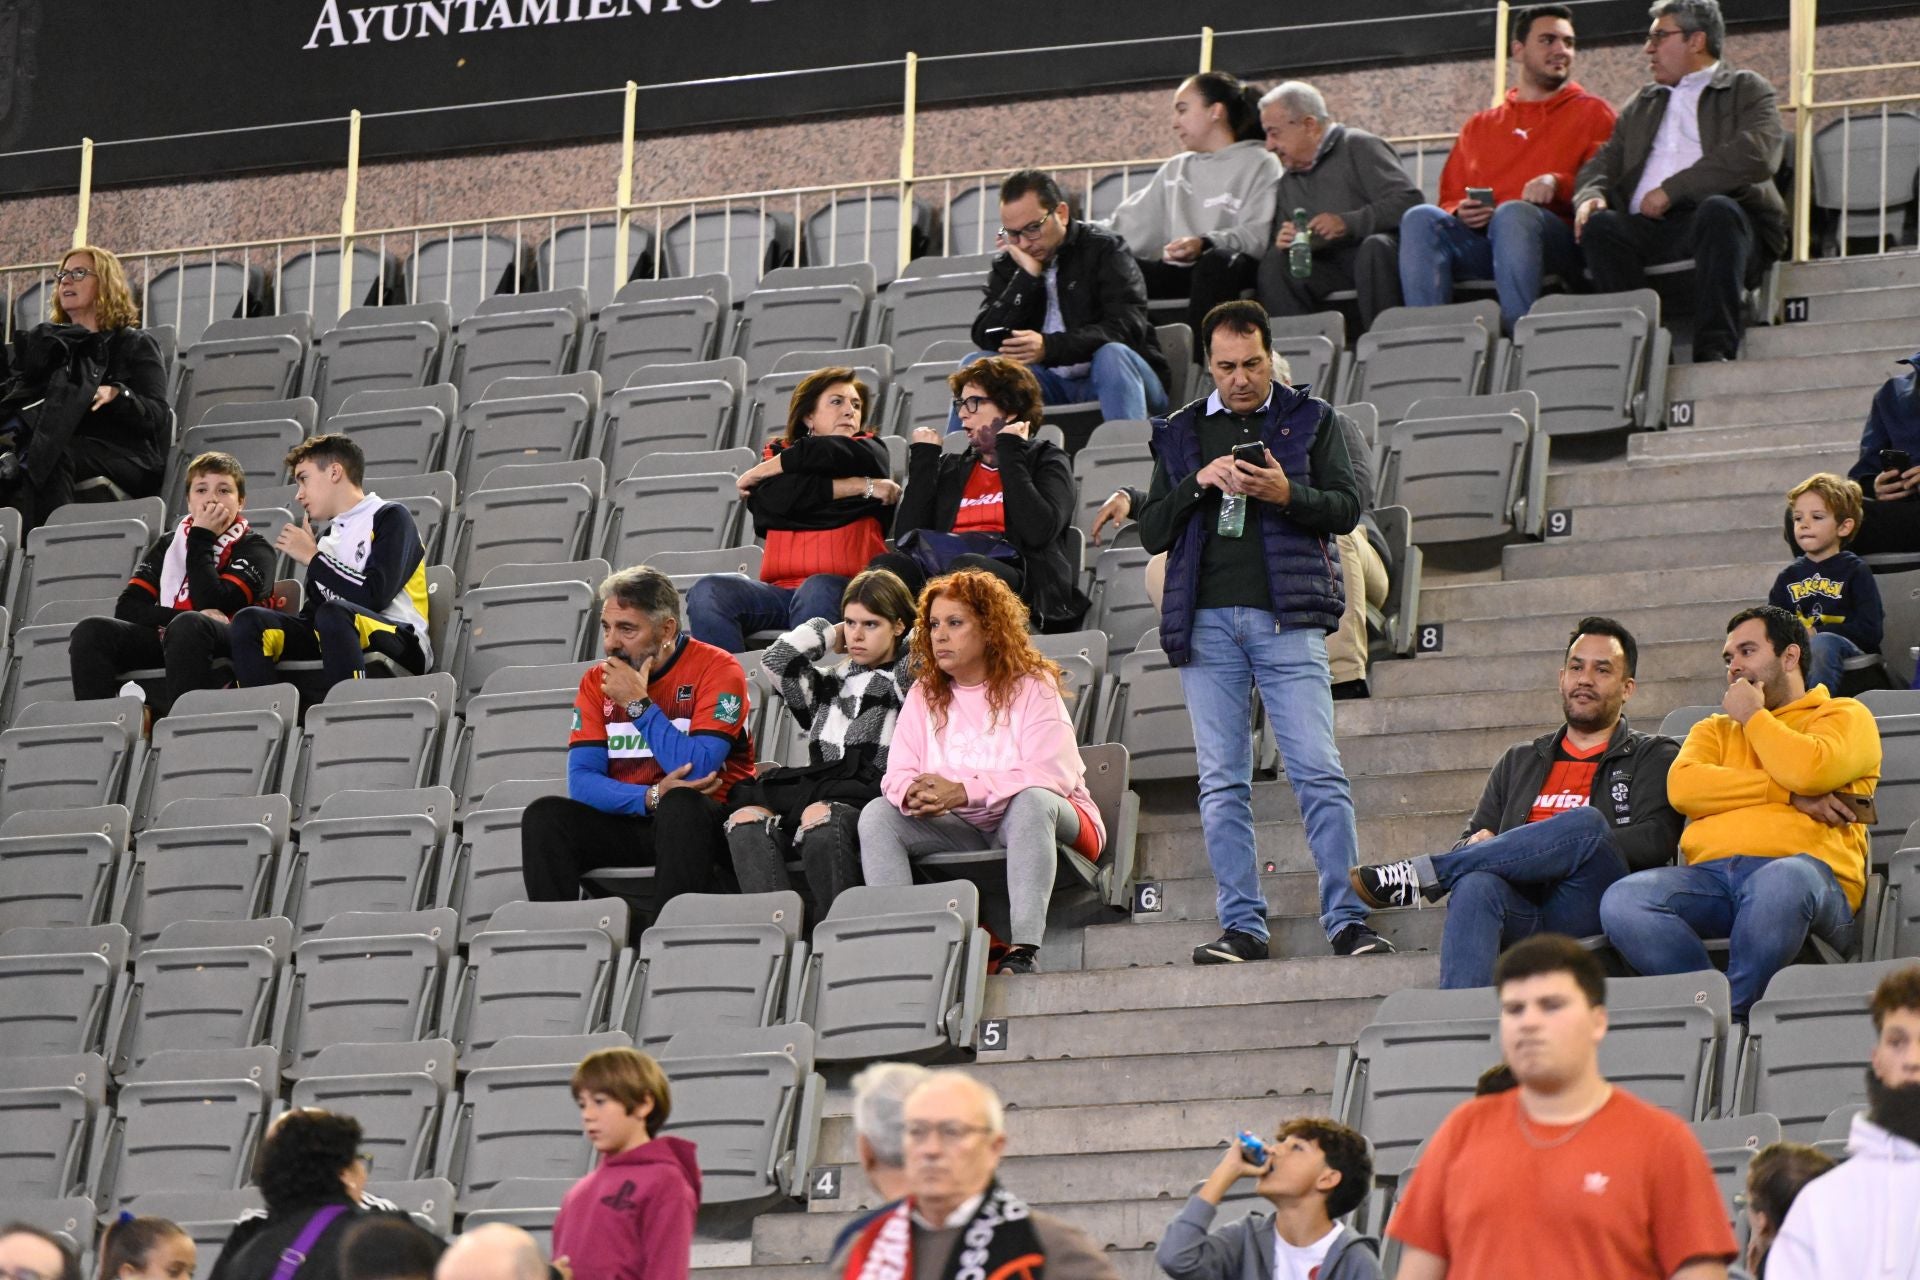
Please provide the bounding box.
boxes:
[1336,675,1724,737]
[966,1044,1342,1111]
[1791,281,1920,324]
[1137,810,1467,880]
[1779,252,1920,294]
[1337,695,1739,774]
[1667,347,1913,398]
[1372,638,1715,697]
[1434,597,1753,657]
[1140,767,1490,823]
[1628,420,1859,460]
[979,990,1384,1059]
[1080,911,1447,970]
[1414,560,1775,624]
[1546,448,1853,507]
[1743,316,1920,360]
[1501,528,1778,579]
[1675,382,1875,430]
[1135,869,1321,919]
[1000,948,1440,1013]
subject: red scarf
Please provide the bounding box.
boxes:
[843,1183,1045,1280]
[158,513,252,608]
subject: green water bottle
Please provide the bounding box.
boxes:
[1288,207,1313,280]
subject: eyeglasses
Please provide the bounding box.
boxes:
[1644,27,1688,45]
[951,395,996,415]
[998,215,1053,244]
[53,267,94,284]
[356,1151,374,1170]
[904,1121,995,1146]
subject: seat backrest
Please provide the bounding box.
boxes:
[597,376,742,473]
[1113,655,1196,782]
[172,335,307,434]
[1509,292,1657,437]
[114,917,291,1075]
[1351,312,1496,425]
[0,804,126,935]
[662,207,795,300]
[1086,166,1163,221]
[202,395,320,434]
[451,683,582,814]
[280,246,400,321]
[601,472,744,567]
[803,195,923,286]
[1871,713,1920,860]
[632,890,803,1052]
[1691,1113,1783,1228]
[439,778,569,940]
[281,908,457,1078]
[1811,111,1920,211]
[16,520,152,624]
[446,307,581,411]
[119,794,288,958]
[452,480,597,591]
[1659,706,1719,739]
[165,418,304,513]
[1743,960,1913,1138]
[327,398,455,478]
[288,674,455,818]
[1072,444,1155,539]
[453,899,627,1065]
[655,1027,814,1205]
[590,294,725,389]
[0,1049,107,1200]
[130,684,299,829]
[289,1038,455,1182]
[1602,970,1729,1120]
[141,261,264,348]
[890,357,965,437]
[1377,411,1529,544]
[1089,545,1157,655]
[749,352,891,442]
[538,221,653,314]
[102,1052,275,1211]
[1887,846,1920,961]
[875,271,988,367]
[733,284,867,382]
[447,577,599,707]
[0,697,143,822]
[452,386,597,495]
[0,922,128,1059]
[409,234,528,324]
[444,1058,602,1204]
[804,882,979,1061]
[309,317,444,420]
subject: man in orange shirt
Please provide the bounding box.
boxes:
[1600,605,1878,1019]
[1389,934,1737,1280]
[1397,4,1617,333]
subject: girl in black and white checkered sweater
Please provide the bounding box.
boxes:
[725,569,917,914]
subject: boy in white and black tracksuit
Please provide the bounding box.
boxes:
[68,450,273,715]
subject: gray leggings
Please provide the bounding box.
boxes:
[857,788,1079,945]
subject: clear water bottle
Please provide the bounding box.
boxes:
[1289,206,1313,280]
[1217,488,1247,538]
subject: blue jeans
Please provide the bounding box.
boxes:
[684,573,851,654]
[1415,806,1628,989]
[1398,201,1579,335]
[1177,609,1368,941]
[947,343,1168,431]
[1807,630,1864,695]
[1599,854,1858,1017]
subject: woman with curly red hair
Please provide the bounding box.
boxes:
[858,569,1104,973]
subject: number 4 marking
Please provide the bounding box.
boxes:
[809,1166,842,1200]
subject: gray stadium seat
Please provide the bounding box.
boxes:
[98,1046,279,1212]
[447,563,602,708]
[798,881,988,1061]
[279,245,402,320]
[1369,503,1423,659]
[646,547,762,598]
[409,233,532,324]
[1883,845,1920,960]
[629,891,804,1053]
[2,607,112,730]
[451,459,602,590]
[122,1190,259,1280]
[451,898,630,1066]
[1398,143,1454,205]
[456,1179,570,1252]
[450,371,602,495]
[447,664,595,816]
[43,497,165,535]
[273,907,458,1079]
[1272,312,1348,400]
[173,318,309,432]
[760,263,878,297]
[0,1051,108,1199]
[1603,970,1732,1119]
[163,417,304,514]
[438,778,569,942]
[1347,301,1500,425]
[276,787,454,938]
[890,356,965,437]
[1811,110,1920,255]
[0,805,128,934]
[874,269,991,366]
[446,289,587,408]
[1377,404,1534,544]
[202,395,318,436]
[1869,712,1920,861]
[0,922,128,1058]
[115,795,289,958]
[1858,688,1920,717]
[588,277,730,388]
[108,917,291,1076]
[662,207,797,301]
[307,303,451,421]
[804,195,932,287]
[754,344,894,435]
[12,519,153,627]
[328,384,459,477]
[1333,987,1498,1180]
[0,697,145,821]
[141,261,266,349]
[657,1022,823,1207]
[595,357,748,471]
[732,285,868,383]
[369,1177,458,1236]
[1088,545,1157,655]
[127,684,299,829]
[288,1039,455,1182]
[1813,1102,1867,1160]
[1111,650,1195,782]
[538,222,654,314]
[1735,960,1916,1139]
[939,180,1000,255]
[1691,1113,1782,1232]
[375,472,458,567]
[1086,420,1154,451]
[600,465,746,567]
[1659,706,1720,739]
[1034,631,1112,745]
[1073,444,1155,542]
[438,1032,633,1205]
[1503,289,1667,436]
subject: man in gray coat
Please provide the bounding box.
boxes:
[1573,0,1785,362]
[1253,81,1422,332]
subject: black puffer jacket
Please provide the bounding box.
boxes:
[1,322,168,489]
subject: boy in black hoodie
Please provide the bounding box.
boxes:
[1768,472,1883,694]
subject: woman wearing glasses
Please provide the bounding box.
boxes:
[206,1109,398,1280]
[0,245,168,527]
[869,356,1086,633]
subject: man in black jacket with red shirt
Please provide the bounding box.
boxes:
[1349,616,1683,988]
[68,450,274,716]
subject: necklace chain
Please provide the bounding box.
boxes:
[1513,1089,1610,1150]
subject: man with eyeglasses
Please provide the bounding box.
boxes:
[961,169,1170,434]
[1572,0,1785,364]
[0,1225,79,1280]
[840,1070,1119,1280]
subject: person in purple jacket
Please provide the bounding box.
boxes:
[552,1047,701,1280]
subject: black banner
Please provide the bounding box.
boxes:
[0,0,1905,195]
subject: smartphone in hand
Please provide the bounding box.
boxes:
[1843,792,1880,826]
[1465,186,1495,205]
[1882,448,1911,473]
[1231,441,1267,467]
[982,326,1012,350]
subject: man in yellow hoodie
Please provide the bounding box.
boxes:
[1599,605,1879,1019]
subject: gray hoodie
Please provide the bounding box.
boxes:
[1102,140,1281,261]
[1156,1196,1382,1280]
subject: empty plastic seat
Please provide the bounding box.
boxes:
[657,1023,822,1207]
[369,1176,457,1235]
[1347,301,1499,425]
[798,882,988,1061]
[452,898,630,1065]
[141,261,267,349]
[588,276,730,388]
[662,207,796,301]
[456,1179,571,1250]
[13,518,154,625]
[451,459,603,590]
[0,1051,107,1199]
[0,922,128,1058]
[1335,987,1498,1181]
[274,907,458,1079]
[98,1046,279,1212]
[600,459,746,566]
[115,796,289,957]
[163,416,304,513]
[890,355,966,436]
[450,371,601,494]
[1369,504,1424,659]
[1088,545,1157,655]
[376,473,458,567]
[1034,631,1112,745]
[127,684,301,830]
[1869,712,1920,861]
[1398,143,1454,205]
[447,290,588,408]
[646,547,762,597]
[279,246,402,319]
[1504,290,1665,436]
[409,234,532,324]
[1736,960,1914,1138]
[1602,970,1731,1120]
[1377,400,1536,544]
[539,222,654,314]
[804,194,932,287]
[110,917,290,1076]
[595,358,747,471]
[439,1032,633,1204]
[0,805,128,934]
[0,697,145,821]
[289,1039,454,1182]
[447,564,603,707]
[277,788,454,938]
[439,778,568,941]
[328,384,459,477]
[172,315,310,432]
[1885,845,1920,959]
[873,270,990,366]
[1811,110,1920,253]
[307,303,451,421]
[629,891,804,1052]
[447,663,594,816]
[732,285,867,383]
[940,184,999,256]
[1072,444,1155,540]
[1110,648,1201,782]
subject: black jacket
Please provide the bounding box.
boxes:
[971,220,1171,392]
[892,430,1087,631]
[1464,718,1683,873]
[1,322,169,487]
[116,525,276,628]
[747,433,891,535]
[208,1198,404,1280]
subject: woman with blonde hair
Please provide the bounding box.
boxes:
[0,244,169,526]
[857,569,1104,973]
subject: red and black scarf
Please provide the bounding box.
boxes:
[158,513,252,608]
[844,1182,1045,1280]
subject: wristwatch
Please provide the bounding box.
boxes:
[625,697,650,721]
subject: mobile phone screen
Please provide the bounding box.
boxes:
[1232,442,1266,466]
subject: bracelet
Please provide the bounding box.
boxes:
[647,783,661,810]
[865,478,875,500]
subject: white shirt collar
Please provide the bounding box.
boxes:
[1205,386,1275,416]
[913,1192,986,1231]
[1664,61,1719,92]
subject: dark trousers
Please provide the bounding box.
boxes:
[1581,194,1758,361]
[727,800,866,918]
[1256,232,1403,333]
[1137,251,1262,358]
[520,790,730,909]
[1852,497,1920,557]
[68,611,232,715]
[867,550,1023,600]
[227,600,424,697]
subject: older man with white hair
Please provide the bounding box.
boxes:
[1249,81,1420,332]
[436,1224,548,1280]
[839,1070,1118,1280]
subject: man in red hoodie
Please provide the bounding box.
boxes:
[1396,4,1617,333]
[551,1047,701,1280]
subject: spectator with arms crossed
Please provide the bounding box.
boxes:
[1351,617,1682,989]
[1389,934,1738,1280]
[69,450,274,717]
[520,567,754,911]
[1769,472,1882,696]
[1398,4,1617,333]
[1600,606,1879,1019]
[225,434,430,695]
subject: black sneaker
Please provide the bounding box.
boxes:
[1192,930,1269,965]
[1332,923,1396,956]
[998,945,1039,975]
[1350,861,1427,910]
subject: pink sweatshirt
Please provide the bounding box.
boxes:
[882,673,1106,853]
[550,1136,701,1280]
